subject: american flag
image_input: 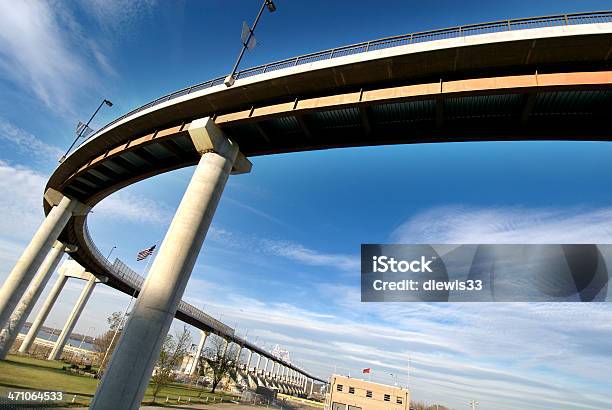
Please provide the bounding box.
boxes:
[136,245,156,261]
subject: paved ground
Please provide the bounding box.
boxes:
[52,404,318,410]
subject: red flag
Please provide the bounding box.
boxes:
[362,368,371,374]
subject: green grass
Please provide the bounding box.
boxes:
[0,354,237,407]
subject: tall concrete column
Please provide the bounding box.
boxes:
[309,379,314,396]
[235,345,242,362]
[246,349,253,369]
[0,241,70,359]
[91,118,251,410]
[255,354,262,370]
[48,274,97,360]
[263,357,269,374]
[222,339,229,356]
[19,272,68,353]
[190,330,208,376]
[0,194,80,333]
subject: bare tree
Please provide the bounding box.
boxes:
[150,326,192,402]
[93,312,123,373]
[199,336,237,393]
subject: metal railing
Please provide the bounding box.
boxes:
[76,11,611,147]
[82,221,234,336]
[81,222,323,381]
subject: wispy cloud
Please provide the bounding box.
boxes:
[85,0,157,35]
[207,227,359,272]
[0,119,63,163]
[261,240,359,271]
[224,196,295,230]
[0,1,109,114]
[95,190,173,225]
[182,281,612,410]
[393,205,612,243]
[0,161,172,246]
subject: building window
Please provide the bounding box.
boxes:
[332,402,346,410]
[397,397,403,404]
[337,384,343,392]
[384,394,390,402]
[348,387,355,394]
[366,390,373,398]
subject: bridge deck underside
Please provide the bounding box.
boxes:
[57,79,612,206]
[225,87,612,156]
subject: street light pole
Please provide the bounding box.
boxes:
[224,0,276,87]
[60,98,113,162]
[105,246,117,262]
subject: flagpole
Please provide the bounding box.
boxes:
[141,241,158,276]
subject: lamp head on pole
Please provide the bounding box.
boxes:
[265,0,276,12]
[103,99,113,107]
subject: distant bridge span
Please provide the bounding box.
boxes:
[39,11,612,403]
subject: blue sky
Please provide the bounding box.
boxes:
[1,1,612,409]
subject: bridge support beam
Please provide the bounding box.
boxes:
[190,330,209,376]
[0,193,83,335]
[90,118,250,410]
[255,353,262,375]
[246,349,253,369]
[0,241,72,359]
[48,273,99,360]
[18,272,68,353]
[309,378,314,396]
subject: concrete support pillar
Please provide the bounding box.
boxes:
[309,379,314,396]
[235,345,242,362]
[222,339,229,356]
[246,349,253,369]
[18,272,68,353]
[0,241,69,359]
[272,361,278,376]
[91,118,250,410]
[255,354,262,370]
[48,274,97,360]
[263,357,269,374]
[0,195,79,333]
[190,331,208,376]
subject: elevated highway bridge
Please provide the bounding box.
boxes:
[0,10,610,409]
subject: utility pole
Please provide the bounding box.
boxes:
[470,399,479,410]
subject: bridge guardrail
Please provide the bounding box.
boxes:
[82,222,328,380]
[75,10,612,148]
[82,221,234,336]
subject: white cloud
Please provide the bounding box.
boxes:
[207,228,359,272]
[85,0,157,35]
[393,205,612,243]
[0,1,111,113]
[181,281,612,410]
[261,240,359,271]
[0,161,173,276]
[95,190,173,225]
[0,160,48,240]
[0,119,63,163]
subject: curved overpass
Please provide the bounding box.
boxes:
[44,11,612,386]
